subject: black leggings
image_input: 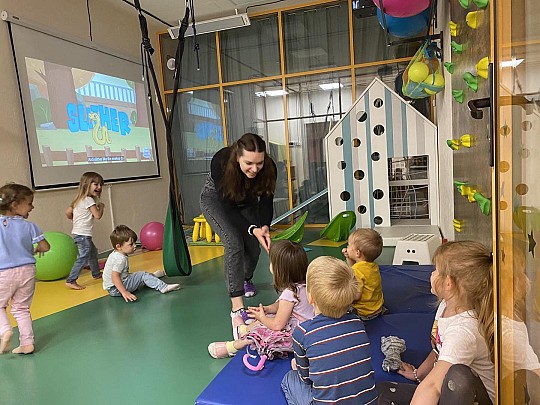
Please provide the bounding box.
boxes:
[377,364,492,405]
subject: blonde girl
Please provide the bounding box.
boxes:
[0,183,50,354]
[207,240,314,360]
[377,241,495,405]
[65,172,105,290]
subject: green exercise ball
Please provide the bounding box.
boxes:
[35,231,78,281]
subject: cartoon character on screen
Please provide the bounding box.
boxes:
[88,112,112,146]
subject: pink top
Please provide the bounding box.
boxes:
[278,283,314,324]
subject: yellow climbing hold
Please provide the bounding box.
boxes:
[476,57,489,79]
[449,21,458,37]
[466,11,482,29]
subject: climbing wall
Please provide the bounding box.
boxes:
[324,78,440,231]
[445,1,492,246]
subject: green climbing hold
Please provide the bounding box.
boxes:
[320,211,356,242]
[473,0,489,8]
[452,89,465,104]
[272,211,309,244]
[474,193,491,216]
[447,139,460,150]
[454,180,469,194]
[451,41,464,54]
[444,62,455,74]
[463,72,479,92]
[458,0,471,8]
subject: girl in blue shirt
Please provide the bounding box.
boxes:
[0,183,50,355]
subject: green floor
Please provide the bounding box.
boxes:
[0,230,394,405]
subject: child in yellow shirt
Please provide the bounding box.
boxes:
[342,228,385,320]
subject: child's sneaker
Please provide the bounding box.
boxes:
[244,280,257,297]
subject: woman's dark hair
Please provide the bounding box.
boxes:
[220,133,276,202]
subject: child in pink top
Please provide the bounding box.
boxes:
[208,240,314,359]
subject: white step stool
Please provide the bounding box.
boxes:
[392,233,441,265]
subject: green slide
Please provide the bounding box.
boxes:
[319,211,357,242]
[163,203,192,276]
[272,211,309,244]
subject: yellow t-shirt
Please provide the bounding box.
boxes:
[351,261,384,317]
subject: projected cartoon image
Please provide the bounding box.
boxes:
[25,57,154,166]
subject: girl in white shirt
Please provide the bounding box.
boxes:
[378,241,495,405]
[65,172,105,290]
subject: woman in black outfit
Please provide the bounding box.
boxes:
[200,133,276,319]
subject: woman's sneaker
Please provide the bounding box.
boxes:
[244,280,257,297]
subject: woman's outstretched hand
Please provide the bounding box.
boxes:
[253,226,271,252]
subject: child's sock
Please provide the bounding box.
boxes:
[237,324,248,337]
[226,341,238,355]
[0,329,13,353]
[12,344,34,354]
[161,283,181,293]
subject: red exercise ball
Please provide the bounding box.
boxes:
[372,0,431,18]
[140,221,165,251]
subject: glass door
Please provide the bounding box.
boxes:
[495,0,540,402]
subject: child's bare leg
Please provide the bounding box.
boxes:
[0,329,13,353]
[232,338,250,351]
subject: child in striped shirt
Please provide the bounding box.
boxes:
[281,256,378,404]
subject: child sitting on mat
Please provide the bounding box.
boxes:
[342,228,385,320]
[102,225,181,302]
[377,241,495,405]
[207,240,314,359]
[281,256,378,405]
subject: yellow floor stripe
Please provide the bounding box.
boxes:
[8,245,224,326]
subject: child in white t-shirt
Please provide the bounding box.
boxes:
[103,225,181,302]
[65,172,105,290]
[377,241,495,405]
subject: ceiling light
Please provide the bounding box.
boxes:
[255,90,288,97]
[319,83,343,90]
[501,58,524,68]
[168,13,250,39]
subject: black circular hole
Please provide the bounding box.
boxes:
[354,170,364,180]
[353,138,361,147]
[373,125,385,136]
[358,205,367,214]
[338,161,346,170]
[374,216,383,225]
[335,137,343,146]
[340,191,351,201]
[371,152,380,161]
[374,98,383,108]
[373,189,384,199]
[357,111,367,122]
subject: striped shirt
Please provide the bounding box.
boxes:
[293,313,378,404]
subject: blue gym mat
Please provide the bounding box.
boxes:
[196,265,436,405]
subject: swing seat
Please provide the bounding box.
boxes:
[319,211,356,242]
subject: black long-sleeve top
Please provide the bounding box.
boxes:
[210,147,276,234]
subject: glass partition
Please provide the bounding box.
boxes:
[220,14,280,82]
[286,72,353,223]
[167,89,223,220]
[223,81,290,220]
[352,14,418,64]
[159,33,219,90]
[283,1,350,74]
